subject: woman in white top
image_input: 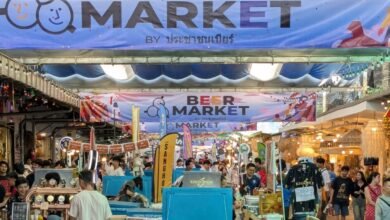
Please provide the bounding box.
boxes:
[103,156,124,176]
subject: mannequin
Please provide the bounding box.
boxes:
[285,157,323,219]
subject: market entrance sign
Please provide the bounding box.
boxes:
[0,0,388,49]
[80,92,316,123]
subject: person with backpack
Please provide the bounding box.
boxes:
[316,157,331,220]
[375,176,390,219]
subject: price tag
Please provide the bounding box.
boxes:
[295,186,315,202]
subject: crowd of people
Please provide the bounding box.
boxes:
[314,157,390,220]
[1,154,390,220]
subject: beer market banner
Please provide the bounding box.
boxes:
[0,0,389,50]
[80,92,316,124]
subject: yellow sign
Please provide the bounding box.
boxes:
[153,133,178,203]
[132,105,140,149]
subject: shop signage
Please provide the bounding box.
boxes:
[182,124,192,159]
[80,92,316,123]
[68,140,149,154]
[133,121,257,133]
[0,0,388,49]
[59,136,73,150]
[153,133,177,203]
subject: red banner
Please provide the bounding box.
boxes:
[110,144,123,154]
[68,140,149,154]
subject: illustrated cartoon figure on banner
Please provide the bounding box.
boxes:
[0,0,76,34]
[4,0,38,28]
[37,0,76,34]
[144,96,169,118]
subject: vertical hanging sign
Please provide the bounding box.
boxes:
[182,124,192,159]
[159,104,167,138]
[153,133,178,203]
[132,105,140,150]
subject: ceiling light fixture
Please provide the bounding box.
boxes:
[101,65,132,80]
[249,63,282,81]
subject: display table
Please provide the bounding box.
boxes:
[26,187,80,220]
[162,188,232,220]
[109,201,142,215]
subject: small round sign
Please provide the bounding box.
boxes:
[239,143,250,154]
[60,136,73,150]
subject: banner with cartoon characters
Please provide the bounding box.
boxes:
[80,92,316,124]
[0,0,389,50]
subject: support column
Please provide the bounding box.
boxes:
[381,63,390,90]
[361,120,386,175]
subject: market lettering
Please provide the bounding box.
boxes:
[81,0,301,29]
[175,122,220,129]
[187,96,234,105]
[172,106,249,115]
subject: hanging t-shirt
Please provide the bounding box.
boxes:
[285,162,323,213]
[331,176,354,206]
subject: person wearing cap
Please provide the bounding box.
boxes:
[103,156,124,176]
[115,180,148,207]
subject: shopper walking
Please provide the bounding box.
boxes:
[352,171,367,220]
[364,172,381,220]
[375,176,390,220]
[328,166,354,220]
[316,157,331,220]
[69,170,112,220]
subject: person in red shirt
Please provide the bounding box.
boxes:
[254,158,266,187]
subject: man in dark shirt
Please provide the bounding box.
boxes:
[329,166,354,220]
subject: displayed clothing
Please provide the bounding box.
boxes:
[285,162,323,215]
[365,184,382,220]
[331,176,354,206]
[375,195,390,220]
